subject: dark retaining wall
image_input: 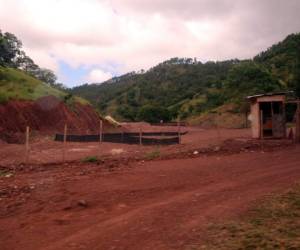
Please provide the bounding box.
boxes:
[150,122,186,126]
[54,132,187,145]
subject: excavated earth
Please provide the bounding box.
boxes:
[0,96,119,143]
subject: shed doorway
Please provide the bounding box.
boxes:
[259,101,285,138]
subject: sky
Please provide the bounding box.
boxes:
[0,0,300,87]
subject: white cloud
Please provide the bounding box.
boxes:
[23,46,59,72]
[87,69,113,83]
[0,0,299,86]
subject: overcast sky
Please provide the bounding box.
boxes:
[0,0,300,87]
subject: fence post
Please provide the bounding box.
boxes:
[25,126,30,165]
[98,120,103,156]
[100,120,103,143]
[260,110,264,140]
[177,119,181,144]
[63,124,67,163]
[139,126,142,146]
[296,101,300,143]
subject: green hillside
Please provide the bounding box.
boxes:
[70,33,300,123]
[254,33,300,86]
[0,66,88,105]
[71,60,242,121]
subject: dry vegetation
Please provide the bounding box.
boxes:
[202,185,300,250]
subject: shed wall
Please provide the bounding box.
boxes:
[250,101,260,138]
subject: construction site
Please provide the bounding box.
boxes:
[1,9,300,248]
[1,92,300,249]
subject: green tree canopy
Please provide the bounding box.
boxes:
[0,31,22,67]
[225,61,282,102]
[0,29,58,85]
[137,105,172,123]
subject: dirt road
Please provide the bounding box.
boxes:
[1,145,300,250]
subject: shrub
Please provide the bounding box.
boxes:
[145,148,161,160]
[0,92,9,104]
[138,105,172,123]
[82,156,98,163]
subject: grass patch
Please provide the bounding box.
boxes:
[0,67,65,101]
[74,96,90,105]
[201,185,300,249]
[82,156,99,163]
[0,92,9,104]
[0,67,90,105]
[145,147,161,160]
[0,170,13,177]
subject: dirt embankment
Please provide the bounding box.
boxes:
[0,96,119,143]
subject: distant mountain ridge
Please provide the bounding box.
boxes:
[70,33,300,123]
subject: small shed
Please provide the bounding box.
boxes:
[247,93,286,139]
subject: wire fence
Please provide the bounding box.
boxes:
[54,131,187,145]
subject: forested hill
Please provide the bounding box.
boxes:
[254,33,300,89]
[70,33,300,123]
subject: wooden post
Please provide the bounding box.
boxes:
[100,120,103,143]
[296,101,300,143]
[63,124,67,163]
[98,120,103,156]
[25,126,30,164]
[177,119,181,144]
[139,126,142,146]
[283,102,287,138]
[260,110,264,140]
[271,102,274,117]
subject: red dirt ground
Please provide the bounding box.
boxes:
[0,125,299,249]
[1,140,300,249]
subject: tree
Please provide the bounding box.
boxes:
[0,30,22,67]
[0,29,58,85]
[225,61,282,102]
[293,42,300,98]
[35,68,57,85]
[116,105,137,121]
[16,51,39,74]
[137,105,172,123]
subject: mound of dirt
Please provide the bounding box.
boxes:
[187,103,248,129]
[0,96,121,143]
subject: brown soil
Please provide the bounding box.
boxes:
[187,103,247,128]
[0,137,300,249]
[0,96,120,143]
